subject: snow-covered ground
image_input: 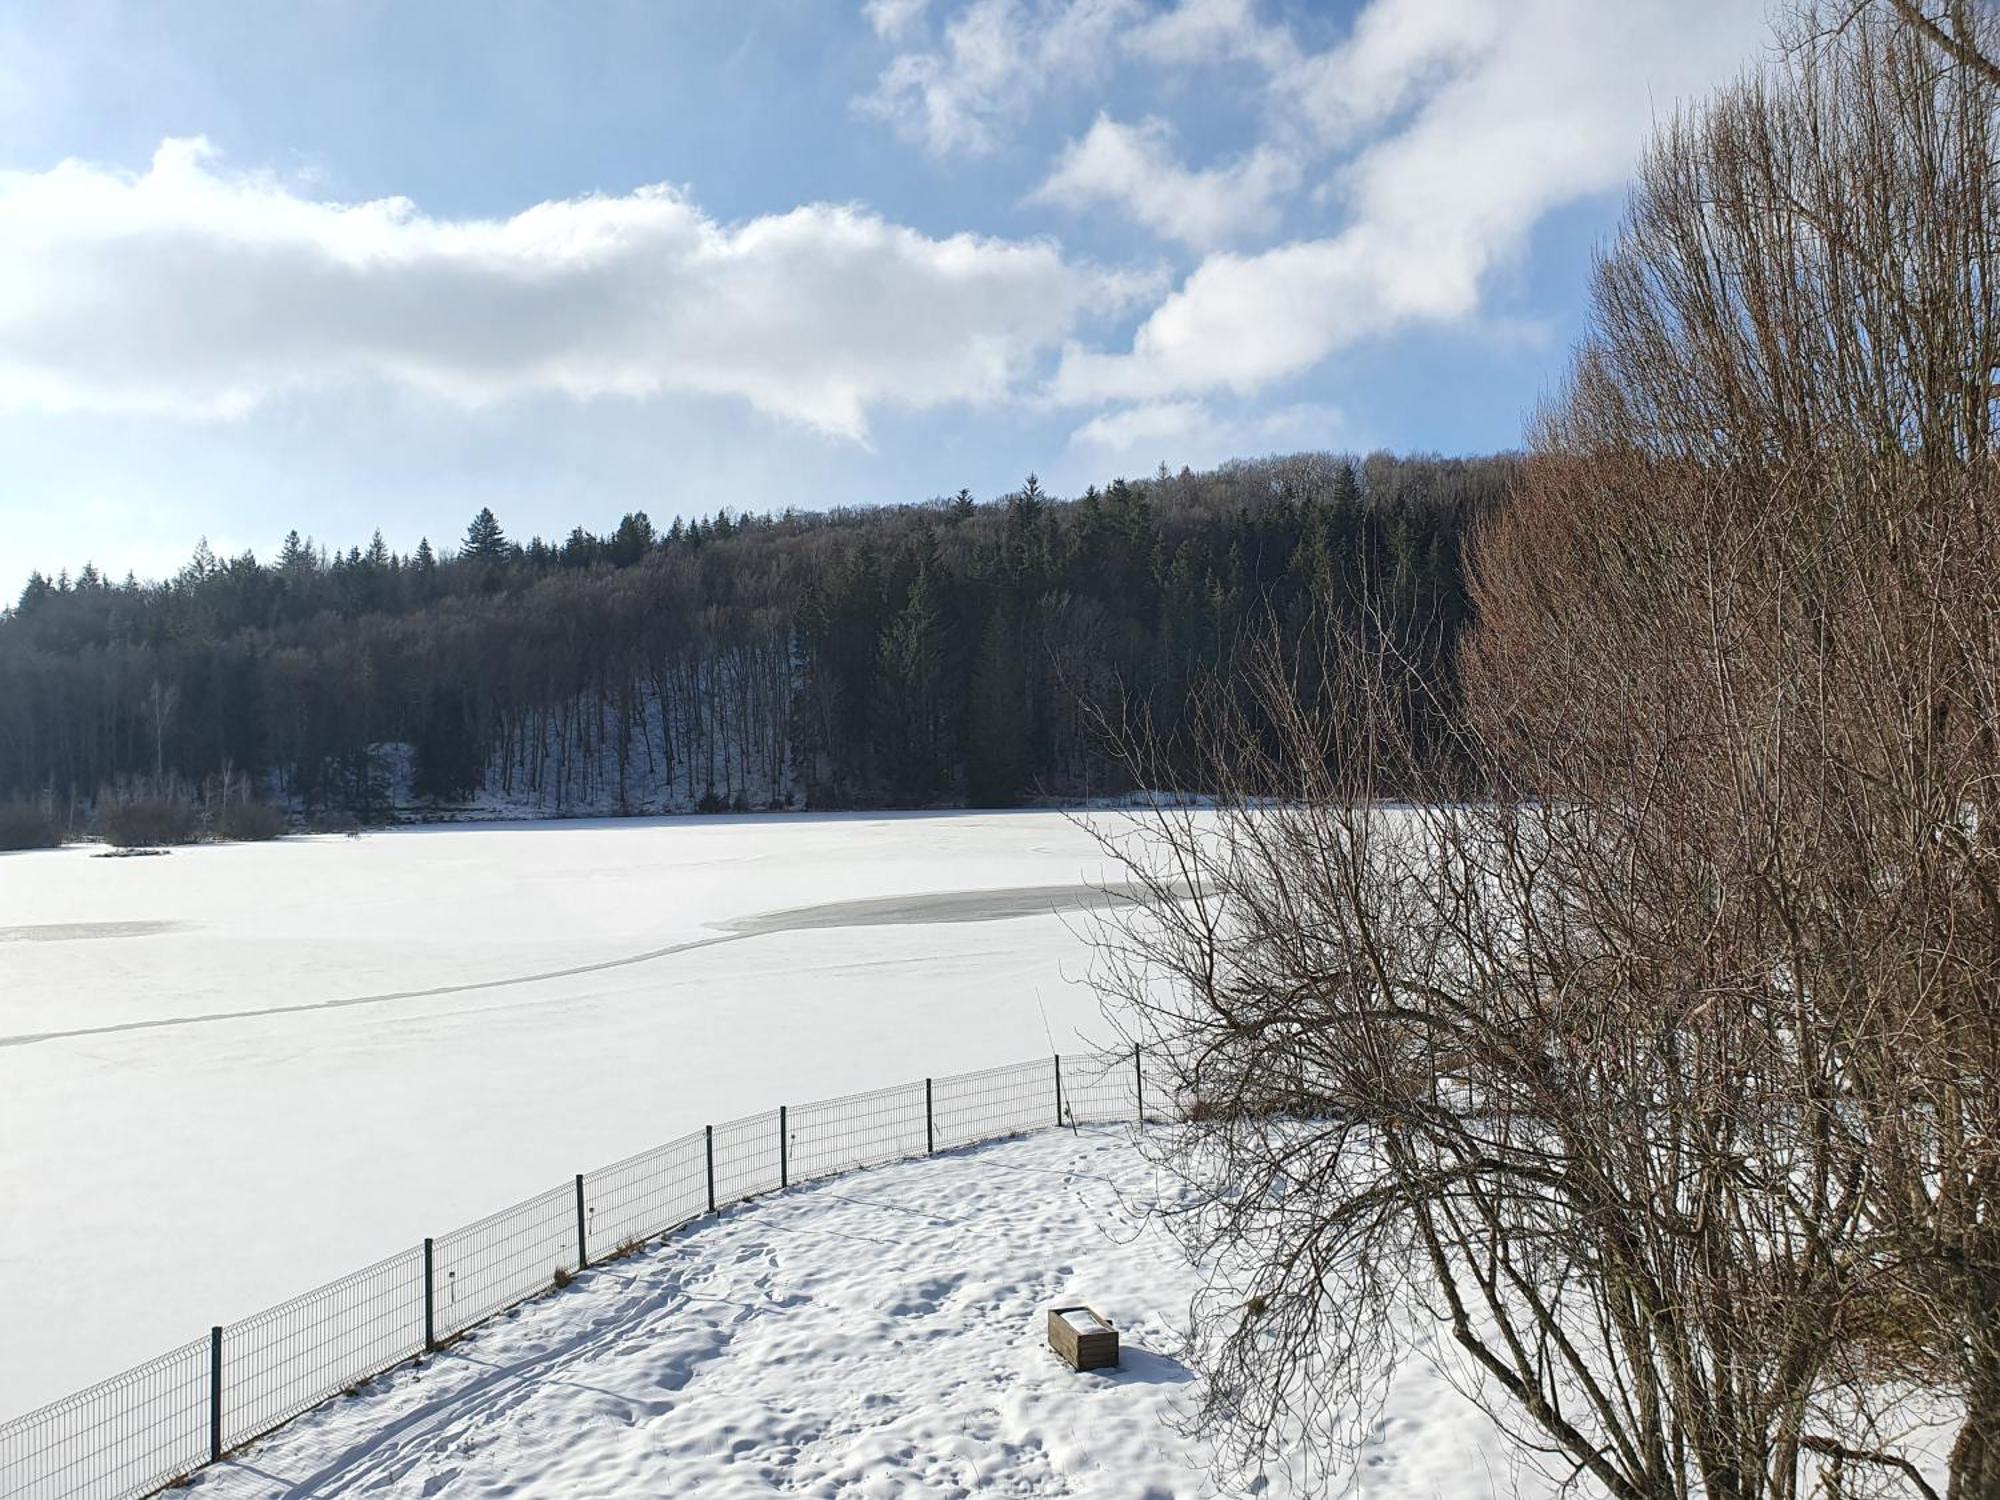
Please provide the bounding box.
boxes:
[0,812,1156,1420]
[188,1127,1530,1500]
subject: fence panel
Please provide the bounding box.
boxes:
[787,1080,927,1183]
[222,1248,424,1448]
[584,1130,707,1261]
[0,1337,209,1500]
[1061,1049,1140,1125]
[932,1057,1054,1148]
[1141,1056,1183,1124]
[433,1182,577,1341]
[710,1109,783,1205]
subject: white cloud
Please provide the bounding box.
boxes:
[1124,0,1293,73]
[1053,0,1766,402]
[860,0,1141,157]
[1032,115,1298,249]
[863,0,932,40]
[1064,398,1340,475]
[1273,0,1499,146]
[0,138,1142,440]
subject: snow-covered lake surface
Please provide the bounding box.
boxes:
[191,1128,1528,1500]
[0,811,1151,1420]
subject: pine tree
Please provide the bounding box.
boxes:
[875,565,948,800]
[610,512,656,566]
[277,530,315,577]
[412,684,484,802]
[463,507,509,562]
[966,609,1027,807]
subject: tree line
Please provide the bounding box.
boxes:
[0,452,1513,821]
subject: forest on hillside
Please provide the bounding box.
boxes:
[0,452,1514,821]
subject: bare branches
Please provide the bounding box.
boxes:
[1089,2,2000,1496]
[1886,0,2000,86]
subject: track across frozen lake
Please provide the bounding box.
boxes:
[0,811,1154,1419]
[0,880,1162,1051]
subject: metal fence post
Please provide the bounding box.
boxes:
[925,1077,935,1154]
[779,1105,789,1188]
[705,1124,716,1213]
[423,1238,436,1351]
[209,1325,223,1462]
[1053,1053,1064,1126]
[574,1174,588,1272]
[1134,1044,1144,1127]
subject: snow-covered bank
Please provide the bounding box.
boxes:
[190,1128,1526,1500]
[0,812,1154,1418]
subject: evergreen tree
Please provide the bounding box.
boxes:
[463,507,509,562]
[412,684,484,802]
[966,609,1028,807]
[874,564,949,799]
[610,512,656,566]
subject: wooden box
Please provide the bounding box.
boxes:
[1048,1305,1119,1371]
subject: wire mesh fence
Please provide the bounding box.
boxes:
[0,1050,1160,1500]
[932,1056,1057,1148]
[221,1249,425,1448]
[787,1079,928,1183]
[433,1181,579,1342]
[582,1129,707,1262]
[1061,1047,1142,1125]
[0,1338,208,1500]
[710,1107,784,1204]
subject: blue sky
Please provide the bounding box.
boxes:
[0,0,1773,590]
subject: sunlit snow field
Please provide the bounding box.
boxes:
[0,811,1150,1419]
[194,1128,1535,1500]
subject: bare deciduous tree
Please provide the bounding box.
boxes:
[1094,5,2000,1496]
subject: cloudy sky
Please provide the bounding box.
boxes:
[0,0,1773,590]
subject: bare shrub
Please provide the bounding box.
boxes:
[1094,632,1885,1500]
[99,797,200,848]
[212,800,285,842]
[0,803,62,851]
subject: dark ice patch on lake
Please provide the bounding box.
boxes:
[717,882,1166,936]
[0,920,190,943]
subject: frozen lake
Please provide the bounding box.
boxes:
[0,811,1148,1420]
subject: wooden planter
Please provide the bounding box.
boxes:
[1048,1305,1119,1370]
